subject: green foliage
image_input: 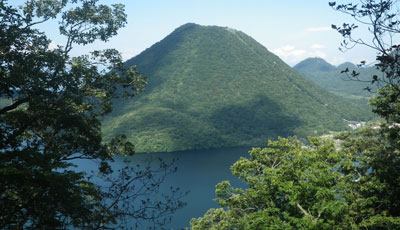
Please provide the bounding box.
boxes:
[337,126,400,229]
[190,132,400,229]
[293,57,379,102]
[190,137,352,229]
[192,1,400,229]
[330,2,400,227]
[103,23,375,153]
[0,0,183,229]
[329,0,400,124]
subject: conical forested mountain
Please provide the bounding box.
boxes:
[294,57,379,100]
[102,23,374,153]
[293,57,336,72]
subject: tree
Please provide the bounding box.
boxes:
[335,126,400,228]
[0,0,184,229]
[190,137,362,229]
[330,0,400,227]
[191,1,400,229]
[190,134,400,230]
[329,0,400,123]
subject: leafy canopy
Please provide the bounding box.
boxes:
[191,1,400,229]
[191,130,400,229]
[0,0,184,229]
[329,0,400,123]
[191,137,350,229]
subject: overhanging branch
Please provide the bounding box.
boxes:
[0,98,29,114]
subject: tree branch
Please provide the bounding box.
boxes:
[297,203,320,222]
[0,97,29,114]
[297,203,312,218]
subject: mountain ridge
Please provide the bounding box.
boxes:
[294,57,379,100]
[103,23,374,153]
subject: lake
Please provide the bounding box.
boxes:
[117,147,251,229]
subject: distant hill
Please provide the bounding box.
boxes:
[293,57,336,72]
[293,57,379,100]
[102,23,374,153]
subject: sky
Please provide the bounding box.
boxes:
[23,0,379,66]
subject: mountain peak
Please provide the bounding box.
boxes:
[172,22,200,32]
[337,62,357,69]
[105,25,373,153]
[294,57,378,99]
[294,57,336,72]
[170,23,247,39]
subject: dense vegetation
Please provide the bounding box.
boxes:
[0,1,183,229]
[191,1,400,229]
[103,23,374,153]
[191,128,400,229]
[294,57,379,101]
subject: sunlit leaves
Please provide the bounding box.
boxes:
[0,0,157,229]
[59,0,127,46]
[191,137,353,229]
[192,129,400,229]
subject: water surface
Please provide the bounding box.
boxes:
[120,147,251,229]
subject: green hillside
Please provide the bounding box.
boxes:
[102,23,374,153]
[293,57,379,101]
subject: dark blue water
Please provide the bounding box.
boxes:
[73,147,251,229]
[118,147,251,229]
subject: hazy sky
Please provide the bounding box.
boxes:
[29,0,379,66]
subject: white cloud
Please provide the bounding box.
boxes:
[273,45,305,58]
[272,45,328,65]
[291,49,306,56]
[329,56,346,65]
[305,27,331,32]
[273,45,308,65]
[311,44,325,49]
[281,45,295,51]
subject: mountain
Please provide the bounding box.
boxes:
[294,57,379,100]
[102,23,374,153]
[293,57,336,72]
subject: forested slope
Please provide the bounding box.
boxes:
[102,23,374,153]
